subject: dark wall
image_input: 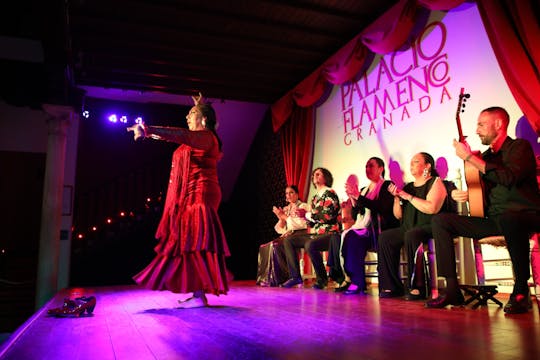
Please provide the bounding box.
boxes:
[0,151,45,332]
[221,110,287,280]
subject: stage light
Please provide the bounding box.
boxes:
[82,110,90,119]
[120,115,128,123]
[108,114,118,123]
[135,117,143,124]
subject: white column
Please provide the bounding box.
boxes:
[35,104,74,309]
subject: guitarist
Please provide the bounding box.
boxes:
[426,107,540,314]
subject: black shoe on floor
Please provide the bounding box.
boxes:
[280,278,303,288]
[334,281,351,293]
[503,294,531,314]
[379,290,404,298]
[425,290,464,308]
[312,279,328,290]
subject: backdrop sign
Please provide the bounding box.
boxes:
[313,3,523,201]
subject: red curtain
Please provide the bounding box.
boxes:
[274,0,540,198]
[281,106,315,201]
[476,0,540,134]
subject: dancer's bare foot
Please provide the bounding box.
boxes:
[177,291,208,309]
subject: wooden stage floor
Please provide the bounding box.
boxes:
[1,281,539,360]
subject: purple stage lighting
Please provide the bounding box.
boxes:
[120,115,128,123]
[82,110,90,119]
[108,114,118,123]
[135,117,143,124]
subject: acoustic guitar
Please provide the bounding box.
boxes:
[455,88,484,217]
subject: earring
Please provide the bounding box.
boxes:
[423,168,429,178]
[201,119,206,127]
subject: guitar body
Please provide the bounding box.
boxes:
[455,88,485,218]
[463,151,484,217]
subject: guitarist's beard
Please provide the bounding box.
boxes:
[479,127,498,146]
[479,133,496,146]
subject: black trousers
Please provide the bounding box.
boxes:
[282,232,336,282]
[432,210,540,294]
[327,228,374,289]
[377,225,433,293]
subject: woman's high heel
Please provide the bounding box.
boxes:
[47,296,97,317]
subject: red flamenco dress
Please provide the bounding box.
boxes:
[133,127,230,295]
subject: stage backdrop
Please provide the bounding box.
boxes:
[312,2,537,291]
[312,2,524,200]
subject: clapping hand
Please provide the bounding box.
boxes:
[387,183,400,197]
[272,206,284,217]
[345,184,360,199]
[295,207,307,219]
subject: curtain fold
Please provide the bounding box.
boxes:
[281,106,315,201]
[360,0,417,54]
[476,0,540,134]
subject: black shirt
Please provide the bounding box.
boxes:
[482,137,540,217]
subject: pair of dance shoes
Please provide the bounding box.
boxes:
[47,296,97,317]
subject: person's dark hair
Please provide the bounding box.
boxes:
[481,106,510,129]
[369,156,386,178]
[419,152,439,177]
[312,167,333,187]
[287,185,299,194]
[196,103,222,151]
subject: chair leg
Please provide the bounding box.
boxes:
[530,234,540,297]
[474,240,486,285]
[424,239,438,299]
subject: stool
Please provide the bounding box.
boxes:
[464,234,540,308]
[475,235,539,294]
[459,284,503,309]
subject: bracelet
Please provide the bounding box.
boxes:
[465,153,473,161]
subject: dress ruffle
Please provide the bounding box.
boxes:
[134,203,230,294]
[133,251,228,295]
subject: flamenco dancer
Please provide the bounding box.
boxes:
[128,93,230,308]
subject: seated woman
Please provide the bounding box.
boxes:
[256,185,308,286]
[327,157,399,294]
[377,152,448,300]
[280,167,341,289]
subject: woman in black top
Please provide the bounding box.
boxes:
[377,152,448,300]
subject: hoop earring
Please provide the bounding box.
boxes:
[423,168,429,178]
